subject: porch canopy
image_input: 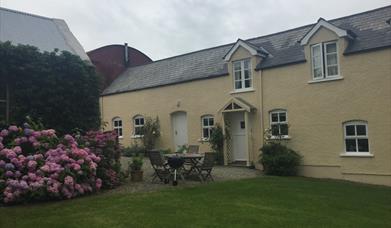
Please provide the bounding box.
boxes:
[219,97,256,113]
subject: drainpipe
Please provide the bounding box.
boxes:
[5,83,9,124]
[124,43,129,67]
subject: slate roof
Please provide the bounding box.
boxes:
[0,7,89,61]
[103,5,391,96]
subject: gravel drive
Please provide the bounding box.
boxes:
[106,156,262,195]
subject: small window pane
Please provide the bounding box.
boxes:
[326,43,337,53]
[235,71,241,80]
[140,118,144,125]
[225,103,233,110]
[234,62,241,71]
[271,125,279,136]
[114,121,118,127]
[244,79,251,88]
[356,125,366,136]
[271,113,278,122]
[327,66,338,76]
[345,125,355,136]
[280,124,288,136]
[326,54,337,65]
[135,118,140,125]
[314,68,323,78]
[233,103,242,109]
[279,113,286,122]
[244,60,250,69]
[209,118,214,126]
[244,70,250,79]
[357,139,369,152]
[240,121,245,129]
[345,139,357,152]
[203,128,209,138]
[203,118,208,126]
[235,81,242,89]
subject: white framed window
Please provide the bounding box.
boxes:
[233,59,252,90]
[112,117,123,138]
[133,115,144,137]
[343,121,370,154]
[311,41,339,80]
[270,110,288,137]
[201,115,214,140]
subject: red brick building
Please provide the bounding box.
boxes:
[87,44,152,89]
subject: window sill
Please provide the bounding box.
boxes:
[198,138,210,142]
[131,135,144,139]
[308,76,343,84]
[340,153,373,158]
[118,136,124,140]
[269,135,291,140]
[230,88,255,94]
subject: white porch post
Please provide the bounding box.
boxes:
[244,111,250,166]
[222,112,228,165]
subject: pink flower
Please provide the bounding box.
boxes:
[8,125,19,132]
[27,160,37,170]
[96,178,102,189]
[1,129,9,137]
[64,176,74,186]
[13,146,22,154]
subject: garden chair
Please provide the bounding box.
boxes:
[187,145,199,154]
[194,152,215,182]
[183,145,200,174]
[148,150,171,183]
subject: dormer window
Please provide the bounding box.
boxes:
[311,41,339,80]
[233,59,252,90]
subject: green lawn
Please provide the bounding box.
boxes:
[1,177,390,228]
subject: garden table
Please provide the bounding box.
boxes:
[164,153,204,178]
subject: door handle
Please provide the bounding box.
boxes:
[175,130,178,135]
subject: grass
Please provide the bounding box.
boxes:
[0,177,390,228]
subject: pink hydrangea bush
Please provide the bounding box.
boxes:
[80,131,122,189]
[0,125,102,204]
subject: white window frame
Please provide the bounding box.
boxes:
[311,41,340,80]
[269,110,289,138]
[324,41,339,77]
[112,117,123,138]
[201,115,214,141]
[132,115,144,138]
[343,121,371,156]
[311,43,324,79]
[233,58,252,91]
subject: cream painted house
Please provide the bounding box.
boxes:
[100,6,391,186]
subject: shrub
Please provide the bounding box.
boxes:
[0,124,102,204]
[80,131,122,189]
[0,42,101,134]
[259,143,302,176]
[209,124,227,165]
[141,117,160,150]
[122,143,145,157]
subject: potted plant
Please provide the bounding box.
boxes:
[129,154,144,182]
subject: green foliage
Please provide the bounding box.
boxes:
[129,154,144,171]
[208,124,226,165]
[259,143,302,176]
[176,144,188,153]
[122,143,145,157]
[160,148,172,154]
[141,116,160,150]
[0,41,101,135]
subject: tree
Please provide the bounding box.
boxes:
[0,41,101,134]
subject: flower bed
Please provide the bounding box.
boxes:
[0,125,120,204]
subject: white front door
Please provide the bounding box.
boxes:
[229,112,247,161]
[171,112,188,150]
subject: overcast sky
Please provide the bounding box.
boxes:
[1,0,390,60]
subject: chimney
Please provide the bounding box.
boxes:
[124,43,129,66]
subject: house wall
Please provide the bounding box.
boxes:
[261,27,391,186]
[101,28,391,186]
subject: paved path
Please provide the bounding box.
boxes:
[106,156,262,195]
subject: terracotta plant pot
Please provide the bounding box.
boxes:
[131,170,143,182]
